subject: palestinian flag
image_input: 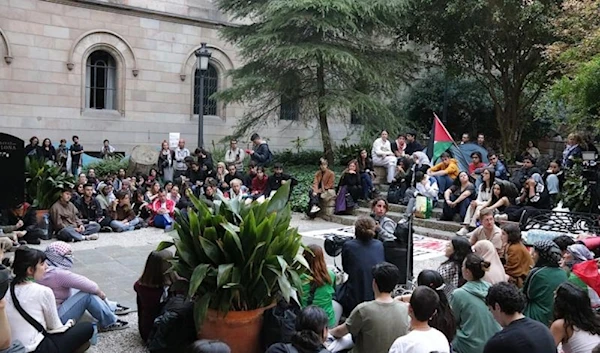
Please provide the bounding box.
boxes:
[427,113,454,162]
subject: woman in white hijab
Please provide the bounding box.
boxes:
[473,240,508,284]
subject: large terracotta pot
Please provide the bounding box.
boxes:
[198,306,272,353]
[35,209,51,240]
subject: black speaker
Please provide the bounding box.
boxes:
[383,240,413,285]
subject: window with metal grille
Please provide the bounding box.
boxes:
[280,95,299,121]
[350,110,363,125]
[85,50,117,110]
[194,64,218,115]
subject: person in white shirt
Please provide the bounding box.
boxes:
[174,139,191,179]
[5,247,93,353]
[372,130,398,184]
[100,139,116,160]
[389,286,450,353]
[225,139,246,171]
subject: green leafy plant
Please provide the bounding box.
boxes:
[560,161,591,212]
[158,183,309,328]
[25,158,76,210]
[272,149,323,167]
[210,140,228,165]
[83,157,128,178]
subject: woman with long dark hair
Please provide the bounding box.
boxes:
[301,245,336,327]
[458,168,495,235]
[550,282,600,352]
[357,149,376,200]
[158,140,174,183]
[5,247,93,353]
[451,253,501,353]
[40,138,56,163]
[337,159,362,203]
[415,270,456,343]
[500,223,533,288]
[441,171,475,222]
[266,306,330,353]
[437,236,472,297]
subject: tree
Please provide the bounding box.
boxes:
[394,0,562,156]
[215,0,416,164]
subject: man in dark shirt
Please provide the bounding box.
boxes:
[185,161,206,193]
[224,163,245,188]
[70,135,84,176]
[268,163,297,196]
[74,183,112,231]
[404,131,423,156]
[484,282,556,353]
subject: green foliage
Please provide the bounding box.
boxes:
[209,140,228,164]
[82,158,128,178]
[334,142,372,166]
[560,162,591,212]
[162,183,309,328]
[284,166,343,213]
[214,0,417,163]
[25,158,76,209]
[272,150,323,167]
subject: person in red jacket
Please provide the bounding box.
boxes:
[150,189,175,229]
[251,166,269,199]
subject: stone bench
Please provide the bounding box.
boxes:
[373,166,387,185]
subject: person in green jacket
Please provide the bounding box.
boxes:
[451,253,501,353]
[523,240,568,326]
[301,244,337,327]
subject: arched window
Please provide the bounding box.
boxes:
[86,50,117,110]
[194,64,218,115]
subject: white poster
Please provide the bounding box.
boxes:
[169,132,180,149]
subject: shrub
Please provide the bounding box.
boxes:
[334,143,372,166]
[273,149,324,166]
[285,166,343,212]
[83,157,128,178]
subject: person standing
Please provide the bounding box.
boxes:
[69,136,84,176]
[50,189,100,242]
[158,140,175,183]
[56,139,69,172]
[225,139,245,171]
[484,282,557,353]
[40,138,56,164]
[174,139,190,179]
[248,133,273,167]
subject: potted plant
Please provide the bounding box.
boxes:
[158,183,308,353]
[25,157,76,222]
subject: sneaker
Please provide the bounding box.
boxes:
[310,205,321,214]
[164,225,174,233]
[85,234,99,241]
[134,223,142,230]
[100,226,113,233]
[100,319,129,332]
[494,214,508,222]
[114,304,134,316]
[456,227,469,236]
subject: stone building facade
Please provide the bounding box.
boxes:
[0,0,358,153]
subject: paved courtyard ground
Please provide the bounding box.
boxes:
[11,213,446,353]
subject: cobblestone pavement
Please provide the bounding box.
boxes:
[10,213,445,353]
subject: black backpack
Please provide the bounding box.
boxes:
[261,299,301,350]
[147,294,196,353]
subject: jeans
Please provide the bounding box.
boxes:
[442,195,471,221]
[57,222,101,242]
[58,291,117,328]
[360,173,374,199]
[435,175,455,194]
[109,217,140,232]
[153,214,173,229]
[34,322,93,353]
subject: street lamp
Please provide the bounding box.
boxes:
[195,42,212,148]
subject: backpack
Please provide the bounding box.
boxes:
[261,300,301,350]
[147,294,196,353]
[265,144,274,165]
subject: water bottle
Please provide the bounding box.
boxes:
[41,213,50,240]
[90,323,98,345]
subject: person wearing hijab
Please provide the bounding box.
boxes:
[36,242,130,332]
[523,240,568,326]
[473,240,508,285]
[562,244,600,307]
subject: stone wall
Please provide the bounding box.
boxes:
[0,0,359,153]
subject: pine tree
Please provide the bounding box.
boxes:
[215,0,415,164]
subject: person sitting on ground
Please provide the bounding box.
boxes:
[37,242,130,332]
[510,156,541,190]
[357,149,377,200]
[550,282,600,353]
[473,240,507,285]
[468,209,504,257]
[396,270,456,344]
[132,189,152,224]
[503,173,550,225]
[404,131,423,156]
[307,158,335,217]
[250,166,269,199]
[338,159,362,203]
[134,250,175,343]
[481,181,513,221]
[225,139,245,171]
[561,244,600,307]
[0,202,42,245]
[224,164,245,189]
[451,253,501,353]
[500,223,533,288]
[199,178,220,208]
[95,183,116,213]
[458,168,494,236]
[391,134,407,158]
[109,191,141,232]
[301,245,336,328]
[248,133,273,167]
[543,159,564,206]
[563,132,585,169]
[50,188,100,242]
[524,140,541,160]
[336,217,385,316]
[215,162,229,192]
[226,179,248,200]
[267,306,330,353]
[553,235,577,256]
[187,340,231,353]
[468,152,486,181]
[370,198,397,242]
[427,152,460,194]
[146,169,160,190]
[268,163,297,197]
[485,153,508,180]
[6,247,94,353]
[74,183,112,233]
[77,173,87,186]
[403,171,439,219]
[484,282,556,353]
[149,189,175,230]
[86,168,98,187]
[523,240,568,326]
[389,286,450,353]
[185,161,206,194]
[113,168,126,191]
[145,181,161,204]
[391,157,413,198]
[243,161,258,189]
[438,236,472,298]
[195,148,215,178]
[441,171,475,222]
[330,262,410,353]
[371,130,398,185]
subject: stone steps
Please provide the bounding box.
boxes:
[358,200,444,219]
